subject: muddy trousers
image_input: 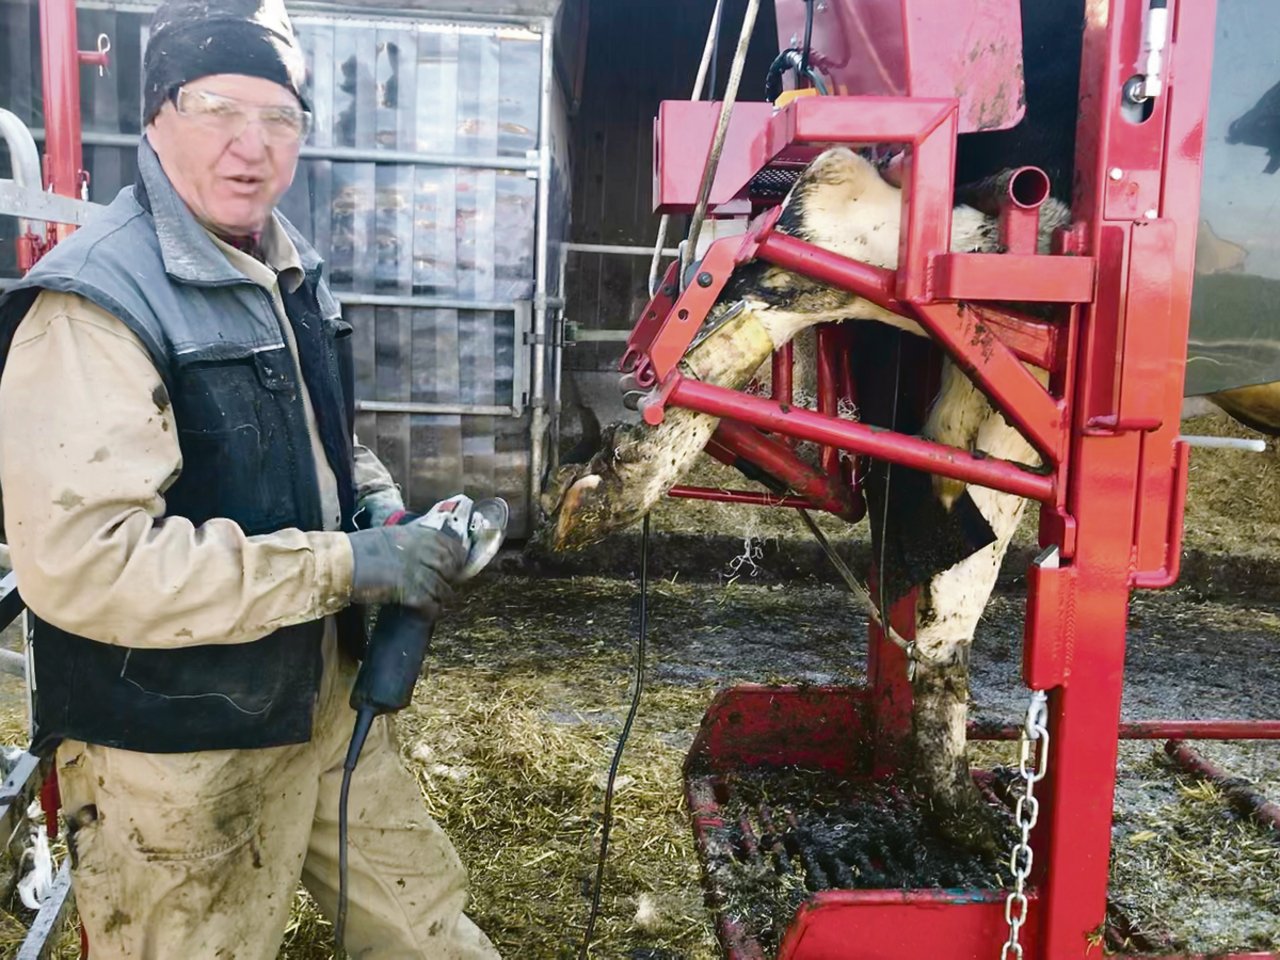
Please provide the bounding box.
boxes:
[54,655,499,960]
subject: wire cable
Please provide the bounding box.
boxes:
[334,706,376,955]
[578,512,650,959]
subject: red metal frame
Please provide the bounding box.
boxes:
[630,0,1279,958]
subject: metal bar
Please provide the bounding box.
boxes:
[815,323,841,478]
[511,299,533,413]
[899,104,958,303]
[0,109,42,191]
[528,18,554,513]
[0,649,24,679]
[0,572,24,634]
[667,486,818,510]
[1166,740,1280,833]
[1178,434,1267,452]
[39,0,85,203]
[711,417,859,519]
[28,129,540,172]
[15,859,75,960]
[0,180,101,226]
[756,231,903,314]
[568,328,632,342]
[655,375,1056,502]
[970,720,1280,740]
[561,241,681,257]
[333,292,519,312]
[771,341,794,406]
[356,400,516,417]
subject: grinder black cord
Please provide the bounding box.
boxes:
[334,496,509,954]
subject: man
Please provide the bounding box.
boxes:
[0,1,500,957]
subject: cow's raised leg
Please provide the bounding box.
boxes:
[906,363,1041,853]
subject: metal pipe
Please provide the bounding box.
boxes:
[30,129,540,173]
[39,0,86,204]
[332,292,526,312]
[0,180,101,230]
[1166,740,1280,833]
[771,342,794,406]
[815,323,841,477]
[552,246,569,475]
[757,231,903,314]
[564,242,681,257]
[528,18,554,513]
[711,417,860,519]
[355,400,517,417]
[657,375,1056,502]
[969,720,1280,741]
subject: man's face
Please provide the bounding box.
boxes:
[147,73,304,236]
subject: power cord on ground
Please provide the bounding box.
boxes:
[578,512,650,959]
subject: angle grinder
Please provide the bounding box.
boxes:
[336,494,509,951]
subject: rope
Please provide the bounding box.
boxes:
[681,0,764,281]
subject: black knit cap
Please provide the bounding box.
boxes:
[143,0,308,123]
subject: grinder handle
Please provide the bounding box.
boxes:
[350,607,436,715]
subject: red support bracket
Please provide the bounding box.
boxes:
[911,301,1067,464]
[620,260,680,376]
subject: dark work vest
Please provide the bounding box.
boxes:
[0,139,364,755]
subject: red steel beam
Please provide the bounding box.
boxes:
[710,417,861,519]
[39,0,85,202]
[756,231,904,314]
[1165,741,1280,834]
[815,323,841,478]
[649,374,1055,502]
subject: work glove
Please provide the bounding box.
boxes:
[355,488,407,529]
[347,523,466,619]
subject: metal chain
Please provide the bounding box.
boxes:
[1001,690,1050,960]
